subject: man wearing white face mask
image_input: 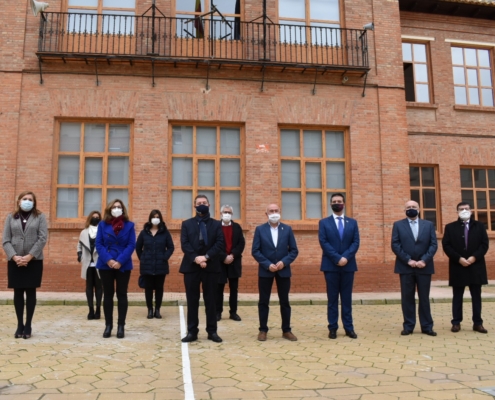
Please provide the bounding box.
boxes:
[442,202,489,334]
[252,203,299,341]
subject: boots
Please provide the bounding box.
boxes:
[94,306,101,320]
[147,308,154,319]
[87,307,95,320]
[154,308,162,319]
[103,325,112,338]
[117,324,125,339]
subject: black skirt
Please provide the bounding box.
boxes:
[7,259,43,289]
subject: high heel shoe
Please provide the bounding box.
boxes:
[147,308,154,319]
[23,326,32,339]
[116,324,125,339]
[14,326,24,339]
[103,325,112,338]
[154,308,162,319]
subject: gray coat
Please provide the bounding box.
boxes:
[77,228,99,280]
[2,213,48,260]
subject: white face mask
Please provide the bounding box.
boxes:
[151,218,160,226]
[268,213,281,223]
[459,210,471,221]
[111,207,123,218]
[20,200,34,212]
[221,213,232,223]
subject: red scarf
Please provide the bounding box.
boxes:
[110,216,125,235]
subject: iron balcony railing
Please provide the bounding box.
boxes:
[37,12,370,69]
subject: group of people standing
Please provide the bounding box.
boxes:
[2,190,489,342]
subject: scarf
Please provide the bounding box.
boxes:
[88,225,98,239]
[195,213,210,246]
[110,216,125,235]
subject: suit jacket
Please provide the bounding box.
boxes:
[251,222,299,278]
[442,217,488,286]
[77,228,99,279]
[391,218,437,275]
[3,213,48,260]
[179,216,225,274]
[319,215,360,272]
[218,221,245,282]
[95,220,136,272]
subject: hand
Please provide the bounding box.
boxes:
[200,262,207,268]
[275,261,284,270]
[269,264,278,272]
[337,257,348,267]
[459,257,471,267]
[112,262,122,270]
[227,255,234,264]
[13,255,27,267]
[195,256,207,264]
[20,254,33,266]
[416,260,426,268]
[408,260,417,268]
[107,259,117,268]
[467,256,476,264]
[77,252,82,262]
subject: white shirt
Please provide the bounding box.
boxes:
[332,213,345,229]
[270,223,279,247]
[221,221,232,226]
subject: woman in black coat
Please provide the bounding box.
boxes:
[136,209,175,319]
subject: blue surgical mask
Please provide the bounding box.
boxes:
[20,200,34,212]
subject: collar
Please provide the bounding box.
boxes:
[332,213,345,219]
[222,221,232,226]
[268,222,280,229]
[407,218,419,223]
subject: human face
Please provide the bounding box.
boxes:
[222,207,233,215]
[404,201,419,211]
[195,197,209,207]
[92,212,100,219]
[265,204,280,216]
[457,205,470,212]
[331,196,344,205]
[112,202,123,210]
[19,194,34,206]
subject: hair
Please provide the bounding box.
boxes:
[456,201,471,210]
[13,191,41,217]
[84,210,102,228]
[194,194,209,205]
[220,204,234,214]
[144,209,167,230]
[103,199,129,223]
[330,193,346,203]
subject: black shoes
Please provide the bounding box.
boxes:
[329,329,337,339]
[154,309,162,319]
[147,309,154,319]
[94,307,101,320]
[14,325,24,339]
[473,325,488,333]
[421,330,437,336]
[22,326,32,339]
[451,324,461,332]
[88,308,95,320]
[216,313,222,321]
[207,332,223,343]
[345,330,358,339]
[229,313,242,321]
[181,333,198,343]
[401,330,413,335]
[116,325,125,339]
[103,325,112,338]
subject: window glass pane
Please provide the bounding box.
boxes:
[453,67,465,85]
[60,122,81,151]
[58,156,80,184]
[103,0,135,8]
[281,130,300,156]
[467,69,478,86]
[478,49,490,68]
[469,88,480,105]
[282,192,301,220]
[84,124,105,152]
[69,0,98,5]
[172,158,193,186]
[177,0,204,12]
[460,168,473,187]
[196,127,217,154]
[220,159,240,186]
[198,160,215,187]
[402,43,412,62]
[310,23,341,46]
[480,70,492,87]
[214,0,239,14]
[482,89,494,107]
[109,124,130,153]
[172,126,193,154]
[410,189,420,203]
[326,162,345,189]
[491,212,495,231]
[303,130,322,157]
[325,131,344,158]
[281,161,301,188]
[84,189,102,216]
[489,170,495,188]
[451,47,464,65]
[491,190,495,209]
[220,127,240,155]
[279,0,305,19]
[423,210,437,230]
[220,191,240,218]
[310,0,339,21]
[423,189,436,209]
[454,86,467,105]
[414,64,428,82]
[478,211,488,230]
[201,191,216,218]
[477,191,487,209]
[279,21,306,44]
[421,167,435,187]
[413,44,426,62]
[465,48,477,66]
[306,162,321,189]
[107,157,129,185]
[415,84,429,103]
[107,189,128,207]
[84,158,103,185]
[102,11,135,35]
[474,169,487,188]
[409,166,420,186]
[461,190,474,206]
[67,10,98,34]
[172,190,192,219]
[306,193,322,219]
[57,188,78,218]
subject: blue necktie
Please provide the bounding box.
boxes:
[337,217,344,239]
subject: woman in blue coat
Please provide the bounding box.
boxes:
[95,199,135,339]
[136,209,175,319]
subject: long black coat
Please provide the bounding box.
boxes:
[136,225,175,276]
[442,217,488,286]
[218,221,245,283]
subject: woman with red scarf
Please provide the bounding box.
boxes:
[95,199,136,339]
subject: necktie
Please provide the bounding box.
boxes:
[411,220,418,241]
[337,217,344,239]
[464,222,469,249]
[199,221,208,246]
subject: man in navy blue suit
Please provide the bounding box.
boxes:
[318,193,360,339]
[391,200,438,336]
[252,203,299,341]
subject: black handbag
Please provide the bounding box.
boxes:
[138,275,146,289]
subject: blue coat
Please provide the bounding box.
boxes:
[391,218,437,275]
[318,215,360,272]
[251,222,299,278]
[95,220,136,272]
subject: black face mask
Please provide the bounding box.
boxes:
[195,204,209,215]
[405,209,419,218]
[90,217,100,226]
[331,203,344,213]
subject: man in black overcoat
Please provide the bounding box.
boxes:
[442,202,489,334]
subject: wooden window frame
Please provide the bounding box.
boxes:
[53,119,134,221]
[460,167,495,231]
[402,41,434,104]
[168,123,245,224]
[64,0,136,14]
[277,0,343,27]
[409,164,441,231]
[174,0,242,18]
[279,126,350,222]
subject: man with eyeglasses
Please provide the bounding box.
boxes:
[442,202,489,334]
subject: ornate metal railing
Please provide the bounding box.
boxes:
[37,12,370,69]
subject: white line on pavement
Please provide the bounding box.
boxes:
[179,305,195,400]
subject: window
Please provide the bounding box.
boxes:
[170,125,243,220]
[452,47,494,106]
[460,168,495,230]
[280,128,347,220]
[402,42,431,103]
[279,0,341,45]
[67,0,135,34]
[175,0,241,39]
[55,121,132,219]
[409,165,440,230]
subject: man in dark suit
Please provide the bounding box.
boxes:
[318,193,360,339]
[180,194,225,343]
[442,202,489,334]
[391,200,438,336]
[252,203,299,341]
[216,204,245,322]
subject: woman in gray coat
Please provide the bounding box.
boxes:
[2,191,48,339]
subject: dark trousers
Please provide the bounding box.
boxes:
[452,285,483,325]
[324,271,355,331]
[258,275,291,333]
[216,278,239,315]
[99,269,131,326]
[86,267,102,310]
[143,274,166,310]
[400,273,433,331]
[184,270,218,335]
